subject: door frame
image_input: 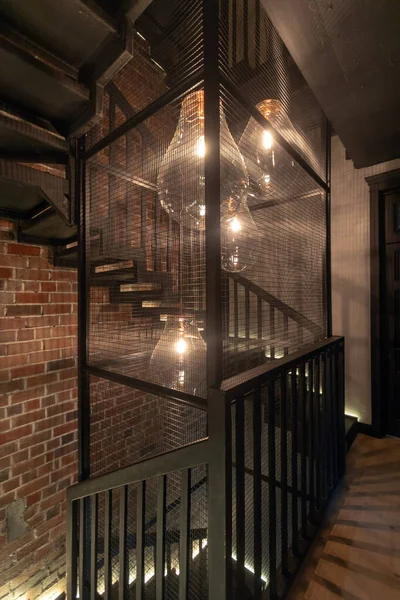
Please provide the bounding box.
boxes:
[366,168,400,437]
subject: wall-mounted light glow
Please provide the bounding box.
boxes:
[196,135,205,158]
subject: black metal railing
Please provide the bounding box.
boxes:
[222,335,345,599]
[67,337,345,600]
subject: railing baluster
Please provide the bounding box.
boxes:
[136,481,145,600]
[331,347,338,483]
[179,469,191,600]
[299,363,308,540]
[234,280,239,339]
[156,475,166,600]
[119,486,128,600]
[104,490,112,600]
[325,350,333,491]
[314,356,322,516]
[257,296,262,340]
[90,495,98,600]
[245,288,250,339]
[338,342,346,476]
[253,385,262,599]
[67,499,78,600]
[308,358,316,525]
[320,354,326,504]
[236,394,245,595]
[79,499,86,600]
[291,369,299,557]
[268,379,277,598]
[280,371,289,577]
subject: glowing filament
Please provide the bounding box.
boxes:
[175,338,187,354]
[262,130,273,150]
[196,135,205,158]
[230,216,241,233]
[199,204,206,217]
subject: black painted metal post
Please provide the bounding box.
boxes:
[204,0,222,389]
[326,120,332,338]
[208,388,232,600]
[77,136,90,482]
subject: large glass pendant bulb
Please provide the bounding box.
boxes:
[148,316,207,397]
[220,196,260,273]
[240,99,320,198]
[157,89,249,232]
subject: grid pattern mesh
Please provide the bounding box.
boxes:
[86,84,207,398]
[220,87,327,382]
[89,376,207,478]
[219,0,327,180]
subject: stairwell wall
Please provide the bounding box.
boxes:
[0,219,78,600]
[331,136,400,425]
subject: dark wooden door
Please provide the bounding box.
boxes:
[385,191,400,436]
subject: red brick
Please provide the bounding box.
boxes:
[43,337,72,350]
[9,386,45,404]
[2,475,20,493]
[27,257,52,269]
[43,304,72,315]
[49,293,76,303]
[7,340,42,355]
[0,330,16,342]
[15,292,49,304]
[34,415,64,433]
[0,379,24,395]
[0,255,29,268]
[26,372,58,389]
[0,490,16,508]
[0,266,12,278]
[0,317,26,330]
[40,282,57,292]
[11,363,45,379]
[0,354,26,369]
[15,268,49,281]
[12,410,45,429]
[12,455,44,477]
[17,475,49,500]
[19,429,52,450]
[6,304,42,317]
[7,243,40,256]
[26,315,59,327]
[16,329,35,341]
[2,424,33,444]
[29,349,61,364]
[49,270,76,281]
[23,280,41,292]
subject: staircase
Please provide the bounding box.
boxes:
[0,0,150,249]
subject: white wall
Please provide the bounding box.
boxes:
[331,136,400,424]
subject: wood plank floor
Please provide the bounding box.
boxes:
[287,434,400,600]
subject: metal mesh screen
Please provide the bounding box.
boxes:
[86,84,207,398]
[87,0,204,151]
[219,0,327,180]
[89,376,207,477]
[220,87,327,382]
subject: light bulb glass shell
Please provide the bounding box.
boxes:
[157,90,249,231]
[220,197,260,273]
[240,98,320,198]
[148,316,206,397]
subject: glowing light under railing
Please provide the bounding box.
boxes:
[345,411,360,421]
[231,554,269,585]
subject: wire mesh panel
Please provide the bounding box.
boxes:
[86,84,208,398]
[89,376,207,477]
[220,87,327,382]
[218,0,327,181]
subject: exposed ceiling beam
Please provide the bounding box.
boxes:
[121,0,153,22]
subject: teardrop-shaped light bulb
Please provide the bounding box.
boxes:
[220,197,260,273]
[157,90,250,231]
[148,316,207,397]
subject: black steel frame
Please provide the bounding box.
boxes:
[68,336,345,600]
[72,0,338,597]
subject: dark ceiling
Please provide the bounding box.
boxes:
[262,0,400,168]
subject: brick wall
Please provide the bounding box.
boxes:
[0,220,78,600]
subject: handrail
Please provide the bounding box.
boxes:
[67,438,210,501]
[228,272,322,339]
[220,336,344,399]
